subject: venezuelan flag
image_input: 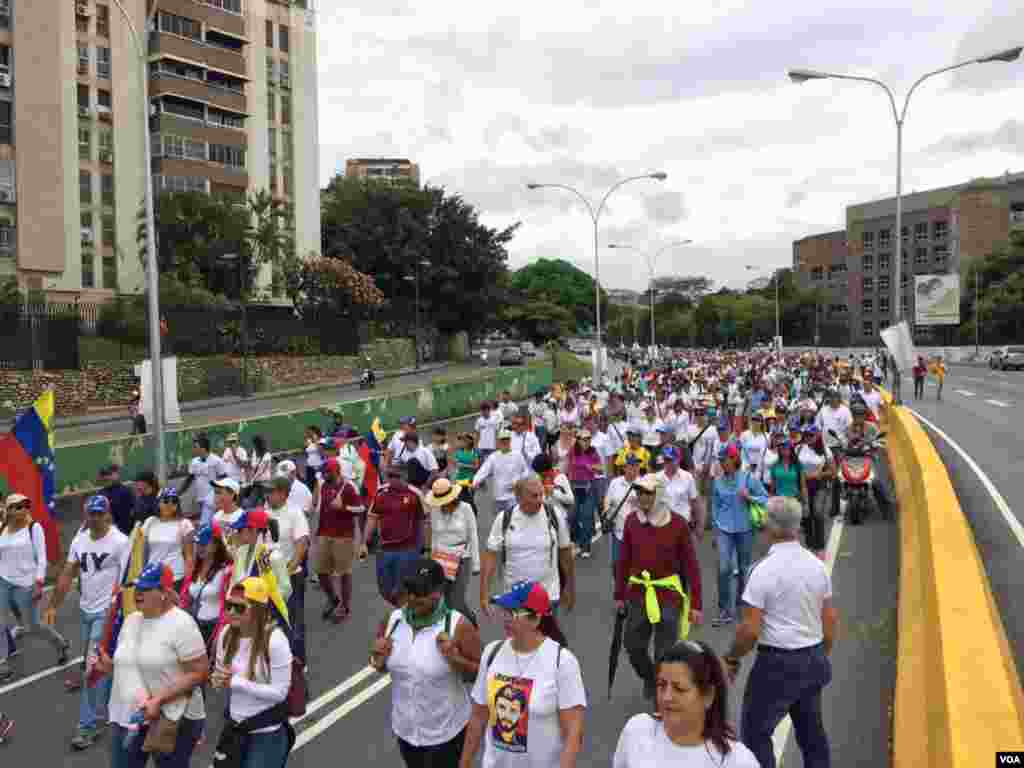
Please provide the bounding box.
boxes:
[0,390,61,562]
[360,417,386,501]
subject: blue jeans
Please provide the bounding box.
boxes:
[571,484,596,552]
[375,550,420,604]
[0,576,67,663]
[110,717,204,768]
[288,572,306,662]
[715,529,754,617]
[80,608,112,732]
[741,645,832,768]
[240,726,291,768]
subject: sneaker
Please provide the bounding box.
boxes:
[321,599,339,621]
[580,550,592,560]
[57,643,71,667]
[70,729,97,751]
[10,626,25,640]
[6,645,19,659]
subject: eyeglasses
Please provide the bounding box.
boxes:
[497,607,535,621]
[225,601,248,616]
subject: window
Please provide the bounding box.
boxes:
[878,228,891,248]
[901,250,908,266]
[283,166,291,196]
[266,20,274,48]
[98,89,112,109]
[0,0,10,29]
[0,44,9,70]
[862,320,873,337]
[0,223,12,248]
[78,44,89,74]
[862,230,874,248]
[77,85,90,109]
[901,273,909,287]
[154,175,207,194]
[914,247,927,265]
[101,174,114,206]
[77,7,89,33]
[80,170,92,205]
[79,126,91,160]
[878,275,890,291]
[102,214,115,245]
[267,92,275,122]
[934,220,948,240]
[829,303,848,314]
[901,226,909,244]
[266,56,277,86]
[863,277,874,291]
[81,211,92,236]
[915,221,928,242]
[185,139,205,160]
[153,59,204,81]
[103,252,117,290]
[208,143,245,168]
[158,13,201,41]
[280,60,290,88]
[162,134,184,158]
[811,266,823,281]
[206,71,244,94]
[934,245,948,264]
[0,102,10,144]
[862,298,873,313]
[862,253,873,270]
[281,136,292,164]
[81,251,95,289]
[279,25,290,53]
[98,128,113,154]
[281,93,291,124]
[268,127,276,156]
[878,253,890,271]
[97,5,110,37]
[208,109,244,129]
[269,164,277,193]
[202,0,241,12]
[161,97,205,122]
[97,47,111,79]
[879,296,890,313]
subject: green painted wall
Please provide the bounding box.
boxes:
[52,365,553,498]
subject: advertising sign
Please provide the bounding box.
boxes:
[914,274,960,326]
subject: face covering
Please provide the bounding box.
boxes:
[404,595,447,630]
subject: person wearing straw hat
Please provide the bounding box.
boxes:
[425,478,480,619]
[221,433,249,491]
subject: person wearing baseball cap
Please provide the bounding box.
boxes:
[460,580,585,768]
[615,427,650,473]
[180,434,227,527]
[212,476,244,530]
[227,507,292,606]
[98,464,136,537]
[185,521,232,647]
[472,427,529,521]
[656,445,705,536]
[315,457,362,623]
[276,459,313,517]
[94,561,209,766]
[265,474,310,658]
[47,494,129,745]
[383,415,418,468]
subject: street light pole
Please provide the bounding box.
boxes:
[608,239,691,350]
[527,172,668,381]
[788,46,1022,404]
[111,0,165,481]
[746,265,783,350]
[404,259,431,369]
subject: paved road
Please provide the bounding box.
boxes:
[900,366,1024,684]
[4,414,897,767]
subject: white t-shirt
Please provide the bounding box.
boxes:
[658,469,699,522]
[0,523,47,587]
[221,447,249,484]
[476,413,502,451]
[305,440,323,470]
[187,566,229,622]
[816,405,852,447]
[218,627,293,731]
[472,639,587,768]
[486,506,571,602]
[109,608,207,727]
[68,527,131,614]
[190,454,226,501]
[613,715,760,768]
[739,431,768,469]
[267,502,310,571]
[287,479,314,516]
[861,389,883,418]
[604,476,634,540]
[144,518,194,581]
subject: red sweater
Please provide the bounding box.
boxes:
[615,514,702,612]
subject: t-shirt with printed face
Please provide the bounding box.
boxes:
[471,638,587,768]
[68,526,130,614]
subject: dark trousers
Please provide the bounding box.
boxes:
[913,376,925,399]
[397,727,466,768]
[741,645,832,768]
[804,480,827,552]
[110,717,204,768]
[289,571,307,662]
[624,600,680,683]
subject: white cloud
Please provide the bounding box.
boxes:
[315,0,1024,293]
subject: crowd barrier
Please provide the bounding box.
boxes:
[886,404,1024,764]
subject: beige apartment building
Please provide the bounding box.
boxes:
[3,0,319,302]
[345,157,420,185]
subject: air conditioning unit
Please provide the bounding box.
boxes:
[99,150,113,163]
[0,73,10,89]
[81,229,93,243]
[78,105,91,118]
[76,2,90,16]
[0,190,11,202]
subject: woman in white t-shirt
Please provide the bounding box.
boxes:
[185,523,232,649]
[144,487,195,592]
[304,425,324,491]
[613,640,759,768]
[94,563,209,766]
[460,580,585,768]
[211,577,295,767]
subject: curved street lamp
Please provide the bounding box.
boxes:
[526,172,668,379]
[608,240,692,348]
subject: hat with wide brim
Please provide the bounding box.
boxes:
[425,478,462,507]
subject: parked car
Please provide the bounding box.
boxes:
[990,346,1024,370]
[499,347,524,366]
[520,341,537,357]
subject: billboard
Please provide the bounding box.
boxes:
[914,274,960,326]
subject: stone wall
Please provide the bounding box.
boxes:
[0,363,137,418]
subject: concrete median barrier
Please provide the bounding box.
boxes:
[886,404,1024,764]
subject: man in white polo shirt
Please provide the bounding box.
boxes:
[472,429,529,519]
[656,445,705,540]
[724,497,837,768]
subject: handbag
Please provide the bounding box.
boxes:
[286,656,307,717]
[744,472,767,530]
[142,714,180,754]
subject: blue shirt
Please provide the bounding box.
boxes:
[712,471,768,534]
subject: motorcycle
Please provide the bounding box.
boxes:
[829,430,887,525]
[359,367,376,389]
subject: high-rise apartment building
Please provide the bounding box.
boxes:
[3,0,319,301]
[345,158,420,185]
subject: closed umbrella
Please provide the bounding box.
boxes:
[607,606,627,699]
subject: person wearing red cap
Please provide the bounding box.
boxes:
[316,457,362,622]
[228,508,291,605]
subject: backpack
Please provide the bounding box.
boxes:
[500,502,560,574]
[483,639,563,674]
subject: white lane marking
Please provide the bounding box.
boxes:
[0,656,84,697]
[290,665,377,725]
[292,676,392,751]
[985,399,1011,408]
[955,390,976,397]
[774,516,846,765]
[909,409,1024,551]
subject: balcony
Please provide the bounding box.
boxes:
[160,0,245,37]
[150,31,246,78]
[150,72,245,114]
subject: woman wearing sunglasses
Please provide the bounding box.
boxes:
[210,577,295,768]
[460,581,585,768]
[370,558,482,768]
[613,640,759,767]
[94,562,209,768]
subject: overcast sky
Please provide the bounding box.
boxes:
[315,0,1024,292]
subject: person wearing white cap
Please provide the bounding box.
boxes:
[472,430,530,520]
[180,434,227,526]
[212,477,245,533]
[277,459,313,517]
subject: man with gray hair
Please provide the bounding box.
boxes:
[724,496,837,768]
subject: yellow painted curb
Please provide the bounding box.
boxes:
[886,403,1024,764]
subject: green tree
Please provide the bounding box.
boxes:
[509,258,609,332]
